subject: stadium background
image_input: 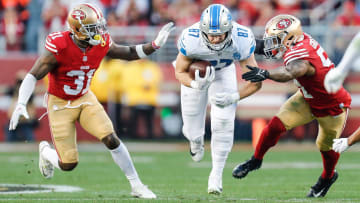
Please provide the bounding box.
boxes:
[0,0,359,143]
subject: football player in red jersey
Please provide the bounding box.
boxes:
[218,14,351,198]
[8,3,174,199]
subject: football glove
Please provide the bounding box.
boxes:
[211,92,240,108]
[332,138,350,153]
[9,103,29,130]
[324,68,346,93]
[152,22,176,49]
[242,65,269,82]
[190,66,215,90]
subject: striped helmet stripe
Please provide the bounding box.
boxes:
[83,3,102,19]
[210,4,220,30]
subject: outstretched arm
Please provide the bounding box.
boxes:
[325,32,360,93]
[242,59,314,83]
[9,50,57,130]
[333,127,360,153]
[106,22,175,60]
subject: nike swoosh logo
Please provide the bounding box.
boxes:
[313,188,325,197]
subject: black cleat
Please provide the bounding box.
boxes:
[307,171,338,198]
[232,156,262,179]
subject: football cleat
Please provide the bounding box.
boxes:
[131,185,156,199]
[232,156,262,179]
[208,175,222,195]
[38,141,54,179]
[307,171,338,198]
[189,136,204,162]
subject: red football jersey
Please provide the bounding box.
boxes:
[282,33,351,117]
[45,31,112,100]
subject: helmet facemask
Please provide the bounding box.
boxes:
[200,31,232,51]
[77,18,107,46]
[263,32,288,59]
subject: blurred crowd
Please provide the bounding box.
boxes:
[1,0,359,53]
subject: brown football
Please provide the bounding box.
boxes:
[189,60,211,79]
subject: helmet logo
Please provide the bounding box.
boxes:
[71,9,86,20]
[276,19,291,30]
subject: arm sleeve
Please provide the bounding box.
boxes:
[255,39,265,56]
[18,74,37,105]
[336,32,360,73]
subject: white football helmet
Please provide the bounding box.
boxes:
[199,4,233,51]
[67,3,107,46]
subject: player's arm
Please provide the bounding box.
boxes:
[268,60,314,82]
[325,32,360,93]
[333,127,360,153]
[211,53,262,108]
[174,53,215,89]
[9,50,57,130]
[174,53,193,87]
[106,22,175,60]
[254,39,265,56]
[242,60,314,83]
[238,53,262,100]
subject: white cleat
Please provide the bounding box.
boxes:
[208,175,222,195]
[38,141,54,179]
[189,136,204,162]
[131,185,156,199]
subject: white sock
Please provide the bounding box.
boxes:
[110,143,143,188]
[42,146,60,169]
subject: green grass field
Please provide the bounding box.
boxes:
[0,142,360,202]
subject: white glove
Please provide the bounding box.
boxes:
[332,138,350,153]
[9,103,29,130]
[211,92,240,108]
[152,22,176,49]
[190,66,215,90]
[324,68,347,93]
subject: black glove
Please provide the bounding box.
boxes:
[242,65,269,82]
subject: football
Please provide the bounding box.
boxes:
[189,60,211,79]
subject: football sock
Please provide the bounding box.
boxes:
[110,143,143,188]
[42,146,60,169]
[254,116,286,160]
[210,131,233,179]
[320,150,340,179]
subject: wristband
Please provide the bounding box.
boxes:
[135,45,147,58]
[151,41,161,49]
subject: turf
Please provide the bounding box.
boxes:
[0,145,360,202]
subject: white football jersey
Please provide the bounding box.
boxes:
[177,22,256,69]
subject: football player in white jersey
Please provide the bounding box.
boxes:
[174,4,262,194]
[324,32,360,153]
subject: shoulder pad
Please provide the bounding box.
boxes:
[232,23,256,60]
[45,32,68,54]
[177,24,201,57]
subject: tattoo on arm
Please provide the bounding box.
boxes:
[269,60,310,82]
[106,42,156,60]
[29,51,57,80]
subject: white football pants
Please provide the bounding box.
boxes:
[181,63,237,178]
